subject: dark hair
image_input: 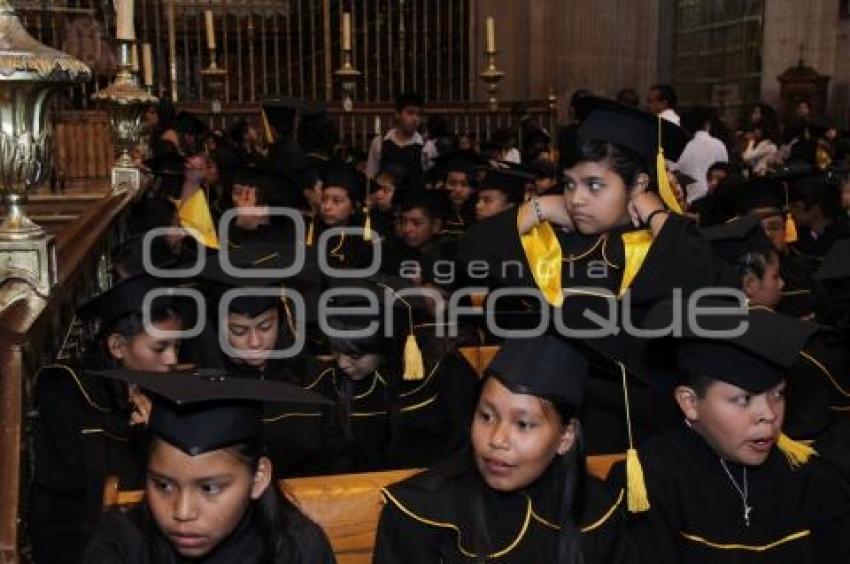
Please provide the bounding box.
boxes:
[792,177,843,219]
[92,304,181,369]
[399,191,445,223]
[650,84,678,109]
[473,374,586,563]
[707,161,730,177]
[395,91,424,112]
[144,439,311,563]
[561,138,650,189]
[615,88,640,107]
[682,105,716,135]
[681,369,716,398]
[733,248,777,281]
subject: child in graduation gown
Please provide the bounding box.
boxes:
[29,275,183,564]
[312,277,479,470]
[609,299,850,564]
[190,242,354,477]
[373,335,637,563]
[82,370,335,564]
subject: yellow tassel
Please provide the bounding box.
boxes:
[260,109,274,145]
[656,147,682,214]
[777,433,817,468]
[305,218,314,247]
[363,208,372,242]
[402,333,425,380]
[784,213,798,244]
[626,447,651,513]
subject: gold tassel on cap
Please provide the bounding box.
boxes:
[619,362,650,512]
[363,178,373,241]
[777,433,817,468]
[377,283,424,380]
[305,217,315,247]
[656,116,682,215]
[782,183,798,244]
[260,108,275,145]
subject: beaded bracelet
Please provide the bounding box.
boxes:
[644,208,669,226]
[531,197,544,224]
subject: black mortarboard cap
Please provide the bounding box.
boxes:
[89,368,330,456]
[815,239,850,281]
[487,335,587,410]
[174,111,207,136]
[702,215,775,265]
[477,167,532,204]
[144,153,185,178]
[261,99,299,140]
[577,97,690,166]
[639,298,818,394]
[198,242,319,318]
[77,274,175,332]
[728,177,785,217]
[322,165,366,203]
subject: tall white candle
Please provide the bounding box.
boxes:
[116,0,135,41]
[374,115,381,136]
[486,16,495,53]
[342,12,352,51]
[142,43,153,86]
[130,43,139,71]
[205,10,216,50]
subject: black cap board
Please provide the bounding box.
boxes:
[77,274,177,333]
[88,368,330,456]
[477,167,531,204]
[576,96,690,167]
[701,215,775,265]
[486,334,588,410]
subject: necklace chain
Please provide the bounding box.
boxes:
[720,459,752,527]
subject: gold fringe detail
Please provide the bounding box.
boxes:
[784,213,798,244]
[403,334,425,380]
[363,208,372,241]
[626,448,650,513]
[656,116,682,214]
[305,218,315,246]
[777,433,817,468]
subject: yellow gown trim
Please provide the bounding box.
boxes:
[679,529,811,551]
[580,488,625,533]
[799,350,850,397]
[519,219,564,307]
[262,412,323,423]
[618,230,653,298]
[381,488,534,559]
[40,364,111,413]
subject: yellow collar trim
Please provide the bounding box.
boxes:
[580,488,624,533]
[680,529,811,551]
[333,370,384,400]
[80,428,128,442]
[40,364,111,413]
[381,488,534,559]
[262,411,323,423]
[400,394,437,413]
[305,367,333,390]
[799,350,850,398]
[400,360,441,398]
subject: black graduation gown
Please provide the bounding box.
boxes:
[381,138,424,189]
[613,424,850,564]
[456,208,730,453]
[314,221,377,272]
[778,251,819,319]
[443,202,478,236]
[29,364,146,564]
[82,504,335,564]
[374,457,637,563]
[309,353,479,471]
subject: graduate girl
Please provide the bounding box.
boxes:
[312,278,479,470]
[456,98,732,453]
[373,335,636,563]
[188,242,353,477]
[82,370,336,563]
[29,275,183,563]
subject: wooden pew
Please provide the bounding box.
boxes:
[103,455,625,563]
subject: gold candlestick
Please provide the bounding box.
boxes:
[479,49,505,112]
[201,47,227,114]
[334,43,361,112]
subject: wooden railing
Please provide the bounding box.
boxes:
[0,187,137,564]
